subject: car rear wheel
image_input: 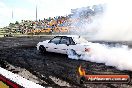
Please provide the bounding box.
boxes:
[67,49,79,59]
[39,45,46,54]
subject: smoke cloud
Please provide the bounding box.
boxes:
[68,43,132,71]
[70,0,132,41]
[83,43,132,71]
[68,0,132,71]
[95,0,132,41]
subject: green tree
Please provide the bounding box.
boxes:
[15,21,19,25]
[9,23,15,27]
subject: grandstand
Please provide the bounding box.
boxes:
[1,4,104,35]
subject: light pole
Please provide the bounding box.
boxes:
[36,5,37,21]
[12,10,13,19]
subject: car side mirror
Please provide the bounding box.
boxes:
[66,42,70,46]
[66,44,70,46]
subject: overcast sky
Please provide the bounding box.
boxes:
[0,0,106,27]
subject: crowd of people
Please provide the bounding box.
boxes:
[6,4,104,34]
[18,16,71,34]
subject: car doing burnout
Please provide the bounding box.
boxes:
[37,35,91,58]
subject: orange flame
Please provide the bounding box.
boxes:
[78,65,86,76]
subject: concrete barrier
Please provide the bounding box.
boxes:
[0,67,44,88]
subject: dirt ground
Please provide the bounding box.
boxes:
[0,36,132,88]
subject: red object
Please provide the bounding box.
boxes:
[0,74,21,88]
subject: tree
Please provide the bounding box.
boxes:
[9,23,15,27]
[15,21,19,25]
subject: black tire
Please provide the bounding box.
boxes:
[39,45,46,54]
[80,76,86,84]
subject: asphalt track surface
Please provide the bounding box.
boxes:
[0,36,132,88]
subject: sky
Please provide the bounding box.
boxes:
[0,0,106,28]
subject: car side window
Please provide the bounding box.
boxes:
[60,37,70,45]
[48,36,61,44]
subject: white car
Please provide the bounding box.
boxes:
[37,35,91,58]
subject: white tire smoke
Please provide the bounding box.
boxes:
[69,43,132,71]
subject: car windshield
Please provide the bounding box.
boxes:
[74,37,88,44]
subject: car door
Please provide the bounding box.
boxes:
[56,37,71,54]
[47,36,61,53]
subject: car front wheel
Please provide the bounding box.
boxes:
[39,45,46,54]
